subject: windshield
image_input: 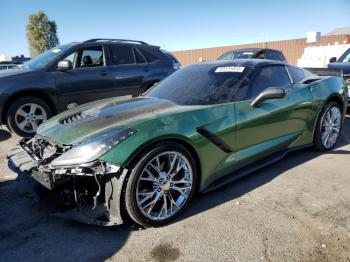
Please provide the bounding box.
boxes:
[219,50,255,60]
[338,48,350,63]
[23,44,76,70]
[146,63,251,105]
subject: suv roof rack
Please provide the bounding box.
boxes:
[84,38,148,45]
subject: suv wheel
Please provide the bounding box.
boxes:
[7,96,52,137]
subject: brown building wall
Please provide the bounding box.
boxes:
[172,34,349,66]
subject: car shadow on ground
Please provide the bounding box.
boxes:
[0,128,11,142]
[0,174,132,261]
[0,117,349,261]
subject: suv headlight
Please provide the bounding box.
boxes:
[51,128,136,167]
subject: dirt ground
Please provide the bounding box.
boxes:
[0,115,350,262]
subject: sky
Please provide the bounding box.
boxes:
[0,0,349,57]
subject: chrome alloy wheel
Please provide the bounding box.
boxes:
[321,106,341,149]
[136,151,193,221]
[14,103,47,133]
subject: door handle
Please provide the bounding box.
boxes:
[144,66,150,72]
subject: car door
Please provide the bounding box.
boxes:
[107,45,148,96]
[53,44,114,110]
[234,65,314,169]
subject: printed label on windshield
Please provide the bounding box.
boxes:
[215,66,245,73]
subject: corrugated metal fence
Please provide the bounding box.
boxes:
[172,35,349,66]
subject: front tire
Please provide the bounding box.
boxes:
[314,101,343,151]
[124,142,198,227]
[7,96,52,137]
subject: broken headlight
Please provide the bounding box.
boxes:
[51,128,136,167]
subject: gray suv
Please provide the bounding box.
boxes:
[0,38,180,136]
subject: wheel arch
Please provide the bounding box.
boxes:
[325,94,345,113]
[312,94,345,143]
[123,136,202,192]
[2,90,57,124]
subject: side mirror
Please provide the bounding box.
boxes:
[57,60,73,71]
[329,57,337,63]
[251,88,285,108]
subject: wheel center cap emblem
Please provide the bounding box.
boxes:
[160,182,171,191]
[159,172,170,190]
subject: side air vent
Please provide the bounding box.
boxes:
[303,78,320,84]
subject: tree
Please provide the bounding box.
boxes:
[26,11,59,57]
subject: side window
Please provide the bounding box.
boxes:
[256,51,266,59]
[218,52,233,60]
[248,65,291,99]
[62,46,104,69]
[110,46,135,65]
[287,66,305,83]
[266,50,281,61]
[278,52,286,61]
[341,51,350,63]
[80,47,104,67]
[134,48,147,64]
[139,49,158,63]
[63,52,76,66]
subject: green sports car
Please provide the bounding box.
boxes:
[8,59,348,227]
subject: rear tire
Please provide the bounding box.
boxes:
[7,96,52,137]
[124,141,197,227]
[314,101,343,151]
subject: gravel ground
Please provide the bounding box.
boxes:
[0,115,350,262]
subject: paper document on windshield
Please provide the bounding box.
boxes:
[215,66,245,73]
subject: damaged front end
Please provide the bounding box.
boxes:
[8,129,136,226]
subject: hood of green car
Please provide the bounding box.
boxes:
[37,96,182,145]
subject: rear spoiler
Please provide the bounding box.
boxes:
[303,67,343,77]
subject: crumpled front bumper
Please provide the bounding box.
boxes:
[8,143,65,190]
[7,140,128,226]
[8,142,37,172]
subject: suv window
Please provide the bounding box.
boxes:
[134,48,147,63]
[247,65,291,99]
[64,52,77,65]
[62,45,104,69]
[266,50,284,61]
[162,51,180,64]
[140,49,158,63]
[340,50,350,62]
[278,52,286,61]
[218,52,233,60]
[80,48,104,67]
[255,51,266,59]
[110,46,135,65]
[287,66,305,83]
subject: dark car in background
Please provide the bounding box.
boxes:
[328,47,350,73]
[328,47,350,89]
[0,38,180,136]
[306,48,350,104]
[218,48,286,62]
